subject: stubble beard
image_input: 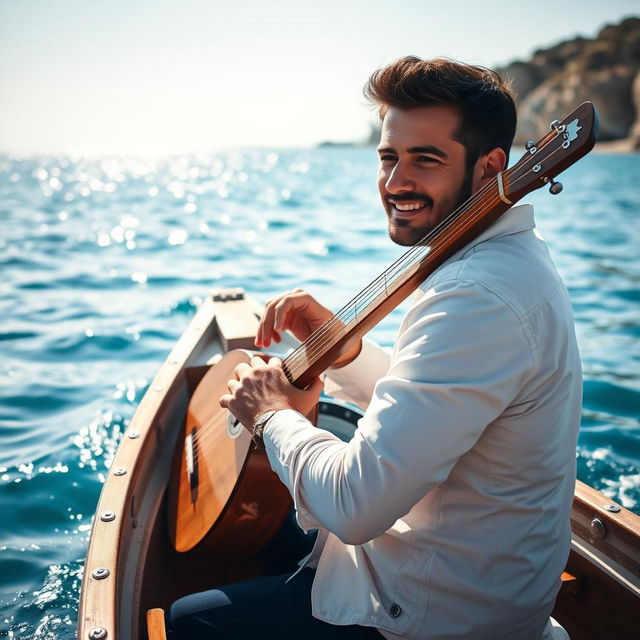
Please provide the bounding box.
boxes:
[387,170,475,247]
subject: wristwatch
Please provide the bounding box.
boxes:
[252,409,279,447]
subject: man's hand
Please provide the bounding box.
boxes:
[255,289,362,368]
[219,355,323,430]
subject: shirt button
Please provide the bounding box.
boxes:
[389,603,402,618]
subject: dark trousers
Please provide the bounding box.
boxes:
[167,568,384,639]
[166,513,384,639]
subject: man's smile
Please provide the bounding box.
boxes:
[393,201,426,211]
[387,196,433,219]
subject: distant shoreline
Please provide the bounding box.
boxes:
[317,139,639,155]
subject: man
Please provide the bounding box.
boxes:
[168,57,581,639]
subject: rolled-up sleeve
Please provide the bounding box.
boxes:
[263,278,536,545]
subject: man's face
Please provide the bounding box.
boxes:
[377,104,474,247]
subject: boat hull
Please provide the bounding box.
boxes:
[78,289,640,640]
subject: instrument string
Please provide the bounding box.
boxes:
[193,131,567,454]
[292,138,560,366]
[283,179,520,373]
[284,133,565,379]
[194,187,513,455]
[194,187,500,451]
[191,408,231,457]
[284,189,498,374]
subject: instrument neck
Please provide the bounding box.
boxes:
[282,170,514,389]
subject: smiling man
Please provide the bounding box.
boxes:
[168,57,581,639]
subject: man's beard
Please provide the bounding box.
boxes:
[389,169,475,247]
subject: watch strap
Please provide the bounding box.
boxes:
[252,409,278,447]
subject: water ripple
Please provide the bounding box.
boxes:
[0,149,638,637]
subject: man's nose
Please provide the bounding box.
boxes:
[385,162,415,194]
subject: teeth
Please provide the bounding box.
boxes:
[393,202,425,211]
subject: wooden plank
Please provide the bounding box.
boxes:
[146,608,167,640]
[553,540,640,640]
[571,480,640,575]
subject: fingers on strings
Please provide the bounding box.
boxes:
[256,289,306,347]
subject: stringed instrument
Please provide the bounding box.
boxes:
[168,102,598,553]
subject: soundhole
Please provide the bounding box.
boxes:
[226,413,243,439]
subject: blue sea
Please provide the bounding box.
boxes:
[0,148,638,638]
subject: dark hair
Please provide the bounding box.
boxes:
[364,56,517,166]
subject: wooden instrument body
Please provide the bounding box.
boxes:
[168,350,292,553]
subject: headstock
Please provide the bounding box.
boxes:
[505,102,599,202]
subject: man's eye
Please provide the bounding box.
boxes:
[417,155,438,163]
[379,155,396,162]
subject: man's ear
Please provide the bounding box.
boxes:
[480,147,507,180]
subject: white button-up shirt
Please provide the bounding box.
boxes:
[264,203,582,639]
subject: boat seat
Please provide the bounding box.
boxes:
[147,608,167,640]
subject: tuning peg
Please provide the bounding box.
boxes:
[550,120,560,130]
[525,140,536,150]
[548,178,563,195]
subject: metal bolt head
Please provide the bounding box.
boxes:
[100,512,116,522]
[113,467,127,476]
[89,628,108,639]
[605,504,621,513]
[92,567,110,580]
[128,431,139,439]
[590,517,606,540]
[153,385,163,391]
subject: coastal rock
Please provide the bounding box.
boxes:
[631,70,640,149]
[499,16,640,145]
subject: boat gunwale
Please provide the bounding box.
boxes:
[78,294,223,640]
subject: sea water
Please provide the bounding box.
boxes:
[0,148,638,638]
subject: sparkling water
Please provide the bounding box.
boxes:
[1,148,638,638]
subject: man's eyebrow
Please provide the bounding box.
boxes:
[408,145,448,159]
[376,145,449,159]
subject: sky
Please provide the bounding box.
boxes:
[1,0,638,155]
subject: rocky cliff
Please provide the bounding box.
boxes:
[498,16,640,148]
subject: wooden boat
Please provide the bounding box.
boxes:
[77,288,640,640]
